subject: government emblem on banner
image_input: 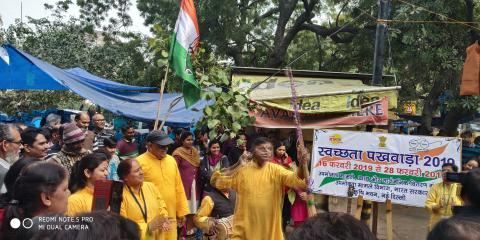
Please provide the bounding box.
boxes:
[378,136,387,148]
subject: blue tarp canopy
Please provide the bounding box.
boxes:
[0,44,208,127]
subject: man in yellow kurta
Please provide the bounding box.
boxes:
[425,163,463,231]
[211,137,308,240]
[136,130,190,240]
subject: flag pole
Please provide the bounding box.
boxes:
[154,63,170,130]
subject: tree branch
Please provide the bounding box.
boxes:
[246,32,273,51]
[267,0,317,67]
[247,0,263,8]
[301,23,359,40]
[253,7,279,25]
[226,47,245,66]
[336,1,349,27]
[465,0,479,43]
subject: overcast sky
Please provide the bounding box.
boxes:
[0,0,151,35]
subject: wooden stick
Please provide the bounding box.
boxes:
[159,96,183,131]
[372,201,379,236]
[285,68,317,217]
[154,64,170,130]
[346,185,355,215]
[354,195,364,220]
[361,200,372,226]
[386,199,393,240]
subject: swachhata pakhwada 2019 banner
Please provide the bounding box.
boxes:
[310,130,462,207]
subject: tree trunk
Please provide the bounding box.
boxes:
[465,0,479,43]
[418,78,445,135]
[443,109,462,137]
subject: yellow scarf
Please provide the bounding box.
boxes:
[173,146,200,167]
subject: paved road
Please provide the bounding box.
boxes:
[328,196,429,240]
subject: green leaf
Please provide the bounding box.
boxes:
[287,189,296,204]
[157,59,168,67]
[161,50,169,58]
[232,122,241,131]
[235,95,246,102]
[207,119,220,129]
[208,129,217,140]
[204,106,212,115]
[220,94,231,102]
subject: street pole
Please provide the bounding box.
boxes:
[367,2,392,236]
[372,0,391,86]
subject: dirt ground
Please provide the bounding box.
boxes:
[327,196,430,240]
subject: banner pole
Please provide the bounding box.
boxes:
[154,64,170,130]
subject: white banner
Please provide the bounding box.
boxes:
[310,130,462,207]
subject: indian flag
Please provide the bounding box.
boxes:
[169,0,201,107]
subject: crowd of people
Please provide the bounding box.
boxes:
[0,111,478,240]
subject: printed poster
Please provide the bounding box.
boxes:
[310,130,462,207]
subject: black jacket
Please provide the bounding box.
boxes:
[199,155,229,194]
[452,206,480,219]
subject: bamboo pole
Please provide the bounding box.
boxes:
[354,195,364,220]
[361,200,373,226]
[386,199,393,240]
[154,64,170,130]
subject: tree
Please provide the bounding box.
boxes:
[68,0,366,68]
[0,14,161,114]
[385,0,478,135]
[5,0,480,135]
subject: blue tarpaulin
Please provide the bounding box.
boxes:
[0,44,208,127]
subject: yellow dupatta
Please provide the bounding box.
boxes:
[173,146,200,167]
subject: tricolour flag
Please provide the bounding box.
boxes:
[169,0,201,107]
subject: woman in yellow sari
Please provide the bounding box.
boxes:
[118,158,171,240]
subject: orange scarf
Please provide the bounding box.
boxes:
[173,146,200,167]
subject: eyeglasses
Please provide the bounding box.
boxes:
[94,119,106,122]
[155,144,168,150]
[6,139,23,145]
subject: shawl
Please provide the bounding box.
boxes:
[271,155,294,170]
[208,153,224,167]
[173,146,200,167]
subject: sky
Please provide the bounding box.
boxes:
[0,0,151,35]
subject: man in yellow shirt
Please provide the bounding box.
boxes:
[211,137,308,240]
[136,130,190,240]
[425,163,463,231]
